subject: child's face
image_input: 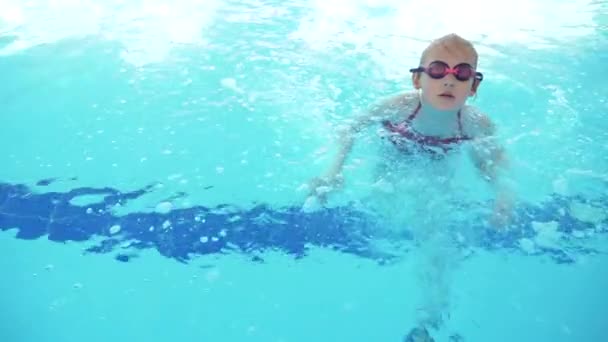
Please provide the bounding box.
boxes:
[413,47,478,111]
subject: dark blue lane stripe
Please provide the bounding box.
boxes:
[0,181,378,263]
[0,181,604,264]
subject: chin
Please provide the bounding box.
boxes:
[430,101,460,111]
[435,97,466,111]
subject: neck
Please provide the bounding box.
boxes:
[412,96,461,135]
[419,96,460,118]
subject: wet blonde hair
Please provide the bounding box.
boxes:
[419,34,479,68]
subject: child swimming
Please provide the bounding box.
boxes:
[306,33,515,341]
[308,33,513,228]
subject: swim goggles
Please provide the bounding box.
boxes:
[410,60,483,82]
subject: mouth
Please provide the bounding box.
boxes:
[438,93,454,99]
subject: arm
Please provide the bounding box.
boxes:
[470,119,507,183]
[319,129,353,182]
[309,92,413,197]
[468,115,515,228]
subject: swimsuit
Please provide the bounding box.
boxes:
[381,102,471,157]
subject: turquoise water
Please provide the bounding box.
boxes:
[1,1,607,341]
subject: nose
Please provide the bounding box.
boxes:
[443,73,457,87]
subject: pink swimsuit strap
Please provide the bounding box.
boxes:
[382,102,471,149]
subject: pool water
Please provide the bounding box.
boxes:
[1,1,607,341]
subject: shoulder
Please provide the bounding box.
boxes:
[369,90,419,118]
[381,90,419,108]
[461,105,496,138]
[349,91,419,133]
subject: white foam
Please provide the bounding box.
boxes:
[291,0,598,79]
[569,200,606,225]
[0,0,221,66]
[531,220,562,249]
[221,78,243,93]
[155,201,173,214]
[2,0,596,70]
[109,224,121,234]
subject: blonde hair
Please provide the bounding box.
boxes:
[419,34,479,68]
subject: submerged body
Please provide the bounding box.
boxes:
[308,33,515,340]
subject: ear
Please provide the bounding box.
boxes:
[411,73,421,89]
[469,79,480,96]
